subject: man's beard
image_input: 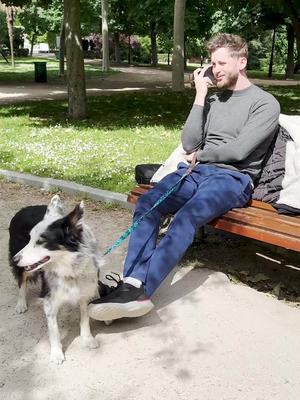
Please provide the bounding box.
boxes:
[216,71,238,89]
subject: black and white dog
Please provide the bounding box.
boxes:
[9,195,103,364]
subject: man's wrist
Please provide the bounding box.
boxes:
[194,93,206,106]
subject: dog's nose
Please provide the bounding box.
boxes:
[13,254,21,264]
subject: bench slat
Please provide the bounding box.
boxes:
[222,208,300,236]
[209,218,300,252]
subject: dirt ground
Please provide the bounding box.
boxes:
[1,179,300,400]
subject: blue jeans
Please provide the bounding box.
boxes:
[124,163,252,296]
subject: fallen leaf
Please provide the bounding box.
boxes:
[272,283,281,297]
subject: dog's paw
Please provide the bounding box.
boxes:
[50,348,65,365]
[16,300,28,314]
[82,336,99,349]
[104,320,113,326]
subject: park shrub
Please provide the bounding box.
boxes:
[132,36,151,64]
[14,48,29,57]
[83,50,101,59]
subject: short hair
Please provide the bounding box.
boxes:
[206,33,248,58]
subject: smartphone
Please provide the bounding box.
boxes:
[203,66,215,82]
[190,66,215,87]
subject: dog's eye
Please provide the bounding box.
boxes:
[36,239,46,245]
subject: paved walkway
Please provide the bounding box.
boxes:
[1,180,300,400]
[1,65,300,400]
[0,65,299,104]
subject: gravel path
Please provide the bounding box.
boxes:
[0,65,299,104]
[1,179,300,400]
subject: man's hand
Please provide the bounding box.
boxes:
[193,67,214,106]
[185,151,197,163]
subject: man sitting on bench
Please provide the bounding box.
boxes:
[88,33,280,322]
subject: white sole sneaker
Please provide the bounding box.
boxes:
[88,299,154,321]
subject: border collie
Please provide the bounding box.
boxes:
[9,195,103,364]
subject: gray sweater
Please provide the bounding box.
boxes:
[181,85,280,182]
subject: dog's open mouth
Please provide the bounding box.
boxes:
[24,256,50,272]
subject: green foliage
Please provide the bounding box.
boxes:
[47,31,57,51]
[247,27,289,73]
[42,0,63,33]
[185,0,214,39]
[18,0,49,44]
[157,33,173,53]
[132,36,151,63]
[80,0,101,35]
[185,37,206,59]
[1,0,297,78]
[210,3,263,36]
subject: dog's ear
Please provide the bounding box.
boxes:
[67,201,84,228]
[62,202,84,248]
[47,195,64,216]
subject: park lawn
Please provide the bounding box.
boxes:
[247,70,300,81]
[141,62,300,81]
[0,86,299,194]
[0,57,117,82]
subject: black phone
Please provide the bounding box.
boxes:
[203,66,215,82]
[190,66,215,87]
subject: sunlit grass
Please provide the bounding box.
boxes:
[0,86,299,193]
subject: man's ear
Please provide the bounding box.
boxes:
[239,56,247,71]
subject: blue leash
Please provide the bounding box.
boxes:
[103,162,196,257]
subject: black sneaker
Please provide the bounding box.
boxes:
[97,272,123,298]
[88,280,154,321]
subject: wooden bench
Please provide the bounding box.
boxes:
[128,184,300,252]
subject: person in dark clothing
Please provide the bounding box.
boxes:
[88,33,280,322]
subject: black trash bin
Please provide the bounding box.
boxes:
[33,61,47,83]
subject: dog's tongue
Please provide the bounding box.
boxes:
[25,256,50,272]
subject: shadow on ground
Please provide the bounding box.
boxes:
[184,226,300,304]
[0,89,194,130]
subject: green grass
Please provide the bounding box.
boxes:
[247,70,300,81]
[0,57,117,82]
[0,86,299,194]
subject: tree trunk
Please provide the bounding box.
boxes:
[113,31,121,63]
[6,6,14,67]
[101,0,109,71]
[295,36,300,73]
[184,34,187,70]
[268,28,276,78]
[64,0,87,119]
[30,33,36,57]
[128,35,131,65]
[150,21,158,67]
[293,21,300,73]
[59,16,65,77]
[172,0,186,91]
[286,24,295,79]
